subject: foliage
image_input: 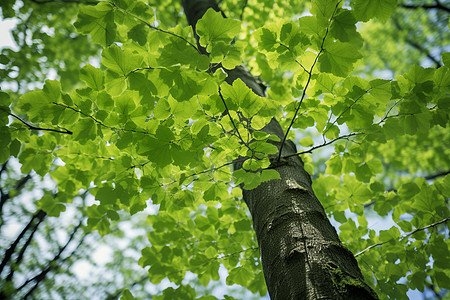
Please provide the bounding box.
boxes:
[1,0,449,299]
[0,159,155,299]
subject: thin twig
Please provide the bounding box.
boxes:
[392,17,442,68]
[239,0,248,20]
[282,132,364,159]
[17,219,84,293]
[127,66,160,77]
[109,1,201,55]
[0,210,46,274]
[425,170,450,181]
[218,89,252,153]
[53,102,150,135]
[355,217,450,257]
[2,108,73,135]
[278,42,310,74]
[322,88,371,138]
[277,1,341,162]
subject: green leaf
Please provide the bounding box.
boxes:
[226,266,253,286]
[120,289,135,300]
[413,182,440,213]
[158,39,210,69]
[128,0,154,20]
[319,40,362,77]
[128,24,147,46]
[95,185,117,205]
[37,194,66,217]
[74,2,116,46]
[334,210,347,223]
[324,124,340,139]
[255,28,278,52]
[404,65,434,84]
[196,8,241,50]
[351,0,397,22]
[105,70,127,96]
[154,98,172,120]
[260,169,281,182]
[220,79,263,118]
[80,64,105,91]
[330,10,362,43]
[204,182,228,201]
[0,1,15,18]
[311,0,340,22]
[299,136,314,147]
[97,217,111,236]
[195,215,212,231]
[138,126,176,167]
[355,163,372,183]
[443,52,450,67]
[73,118,97,144]
[379,226,400,242]
[19,147,52,176]
[299,16,323,38]
[102,44,143,76]
[325,154,342,175]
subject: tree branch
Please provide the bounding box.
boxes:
[2,109,73,135]
[399,2,450,14]
[1,174,32,222]
[424,170,450,181]
[392,17,442,68]
[218,89,252,152]
[0,210,46,274]
[110,1,201,55]
[5,210,47,282]
[355,217,450,257]
[17,219,84,296]
[53,102,151,135]
[322,88,372,138]
[239,0,248,20]
[282,132,364,159]
[277,1,341,162]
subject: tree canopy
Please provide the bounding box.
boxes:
[0,0,449,299]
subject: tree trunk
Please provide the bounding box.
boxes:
[181,1,378,299]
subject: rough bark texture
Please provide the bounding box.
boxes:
[182,1,378,299]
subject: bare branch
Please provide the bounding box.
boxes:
[392,17,442,68]
[1,174,32,221]
[399,2,450,14]
[425,170,450,181]
[6,211,46,282]
[239,0,248,20]
[17,219,84,295]
[0,210,46,274]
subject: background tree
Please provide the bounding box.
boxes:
[0,159,157,299]
[0,0,449,299]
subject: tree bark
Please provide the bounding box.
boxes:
[181,1,378,298]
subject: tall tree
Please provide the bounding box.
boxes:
[1,0,449,299]
[182,0,377,298]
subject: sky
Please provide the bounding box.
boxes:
[0,18,17,50]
